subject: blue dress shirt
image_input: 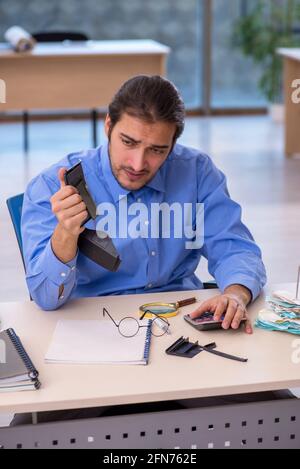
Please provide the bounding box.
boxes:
[21,142,266,310]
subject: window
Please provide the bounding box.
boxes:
[0,0,203,110]
[211,0,266,108]
[93,0,203,109]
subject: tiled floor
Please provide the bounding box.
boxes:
[0,114,300,427]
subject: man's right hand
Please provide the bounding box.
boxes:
[51,168,88,237]
[50,168,88,264]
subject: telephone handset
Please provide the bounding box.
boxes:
[64,162,121,272]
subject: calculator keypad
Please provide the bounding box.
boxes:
[194,313,225,323]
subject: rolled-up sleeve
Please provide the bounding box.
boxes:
[198,155,267,301]
[21,173,78,310]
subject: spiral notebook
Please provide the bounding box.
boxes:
[0,328,41,392]
[45,319,152,365]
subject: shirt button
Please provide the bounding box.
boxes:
[61,272,67,278]
[71,266,76,271]
[145,220,149,226]
[137,198,142,203]
[151,251,156,256]
[60,295,64,300]
[147,283,153,288]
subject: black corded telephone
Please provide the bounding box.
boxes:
[64,162,121,272]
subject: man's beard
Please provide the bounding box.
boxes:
[109,155,151,190]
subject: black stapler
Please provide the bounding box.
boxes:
[64,162,121,272]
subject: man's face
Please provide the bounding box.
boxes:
[104,112,176,191]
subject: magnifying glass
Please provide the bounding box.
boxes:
[139,297,197,318]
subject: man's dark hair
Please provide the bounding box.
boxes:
[108,75,185,144]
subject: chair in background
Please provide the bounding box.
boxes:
[32,32,88,42]
[6,193,33,300]
[22,31,98,152]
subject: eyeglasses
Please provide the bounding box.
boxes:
[102,308,170,338]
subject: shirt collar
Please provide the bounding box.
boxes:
[100,142,166,203]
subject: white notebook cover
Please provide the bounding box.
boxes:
[45,319,151,365]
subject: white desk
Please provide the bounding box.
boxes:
[0,286,299,449]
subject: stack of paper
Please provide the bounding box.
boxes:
[255,290,300,335]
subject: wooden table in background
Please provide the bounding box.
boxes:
[0,40,170,112]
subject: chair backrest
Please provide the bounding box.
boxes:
[6,193,25,270]
[203,281,218,289]
[32,31,89,42]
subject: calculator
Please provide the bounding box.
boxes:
[184,312,247,331]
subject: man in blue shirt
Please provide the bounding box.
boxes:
[22,75,266,333]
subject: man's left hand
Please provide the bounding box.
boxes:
[189,285,253,334]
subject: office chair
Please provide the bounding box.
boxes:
[22,31,98,152]
[7,193,33,300]
[6,193,25,270]
[202,281,217,289]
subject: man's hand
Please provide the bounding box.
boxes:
[50,168,88,264]
[189,284,253,334]
[51,168,88,236]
